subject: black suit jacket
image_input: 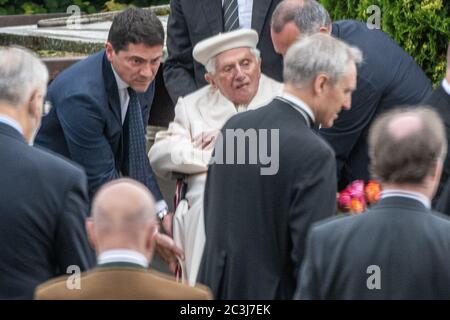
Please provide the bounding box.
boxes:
[296,196,450,299]
[163,0,283,103]
[197,98,337,299]
[321,20,432,189]
[423,84,450,207]
[35,51,163,200]
[0,123,95,299]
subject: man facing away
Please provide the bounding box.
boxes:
[0,47,94,299]
[35,178,212,300]
[296,107,450,300]
[198,33,361,299]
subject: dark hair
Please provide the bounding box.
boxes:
[369,106,447,184]
[107,8,164,52]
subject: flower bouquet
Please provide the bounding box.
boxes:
[337,180,381,214]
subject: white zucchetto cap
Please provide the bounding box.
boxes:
[193,29,259,66]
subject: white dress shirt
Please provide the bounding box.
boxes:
[222,0,253,29]
[112,67,168,213]
[380,189,431,209]
[97,249,149,267]
[0,115,23,135]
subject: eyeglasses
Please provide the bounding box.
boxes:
[42,100,52,116]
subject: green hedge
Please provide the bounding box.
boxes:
[321,0,450,85]
[0,0,170,15]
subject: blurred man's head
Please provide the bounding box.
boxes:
[87,178,158,264]
[105,8,164,93]
[271,0,332,55]
[193,29,262,106]
[283,33,361,128]
[0,46,48,144]
[369,107,447,198]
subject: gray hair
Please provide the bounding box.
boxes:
[271,0,331,36]
[0,47,48,107]
[369,106,447,184]
[283,33,362,88]
[205,47,261,75]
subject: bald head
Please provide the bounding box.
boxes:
[369,107,446,185]
[387,113,423,141]
[89,178,157,254]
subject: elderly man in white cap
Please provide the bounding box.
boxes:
[148,29,282,286]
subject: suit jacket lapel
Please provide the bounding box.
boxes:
[102,53,122,126]
[251,0,272,35]
[200,0,224,35]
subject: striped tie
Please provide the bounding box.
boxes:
[223,0,239,31]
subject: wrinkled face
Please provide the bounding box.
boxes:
[316,62,357,128]
[105,42,163,93]
[271,21,301,56]
[207,47,261,105]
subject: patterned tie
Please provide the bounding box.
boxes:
[223,0,240,31]
[126,87,149,185]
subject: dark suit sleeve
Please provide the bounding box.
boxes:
[55,170,95,272]
[319,76,381,181]
[289,146,337,284]
[294,229,319,300]
[56,93,120,197]
[163,0,199,103]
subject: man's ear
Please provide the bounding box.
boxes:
[313,73,329,96]
[205,73,218,89]
[105,42,114,62]
[85,218,97,250]
[27,89,41,118]
[145,222,158,261]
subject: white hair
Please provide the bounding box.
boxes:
[205,47,261,75]
[283,33,363,88]
[0,46,48,107]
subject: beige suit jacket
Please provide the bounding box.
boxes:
[34,267,213,300]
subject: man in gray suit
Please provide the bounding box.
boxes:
[296,107,450,300]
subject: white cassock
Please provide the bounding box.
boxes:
[148,74,283,286]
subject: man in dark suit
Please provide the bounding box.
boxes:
[197,34,361,299]
[426,44,450,207]
[35,8,171,227]
[0,47,94,299]
[163,0,283,104]
[296,107,450,300]
[35,178,212,300]
[271,0,432,190]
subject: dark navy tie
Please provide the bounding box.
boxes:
[223,0,240,31]
[126,87,149,185]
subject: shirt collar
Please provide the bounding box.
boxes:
[111,66,129,91]
[97,249,149,268]
[380,189,431,209]
[442,79,450,96]
[278,91,316,123]
[0,115,23,135]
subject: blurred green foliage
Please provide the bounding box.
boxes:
[321,0,450,85]
[0,0,169,15]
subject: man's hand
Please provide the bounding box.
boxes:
[161,212,174,237]
[193,130,220,150]
[154,232,184,274]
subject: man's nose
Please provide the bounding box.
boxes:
[140,62,158,79]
